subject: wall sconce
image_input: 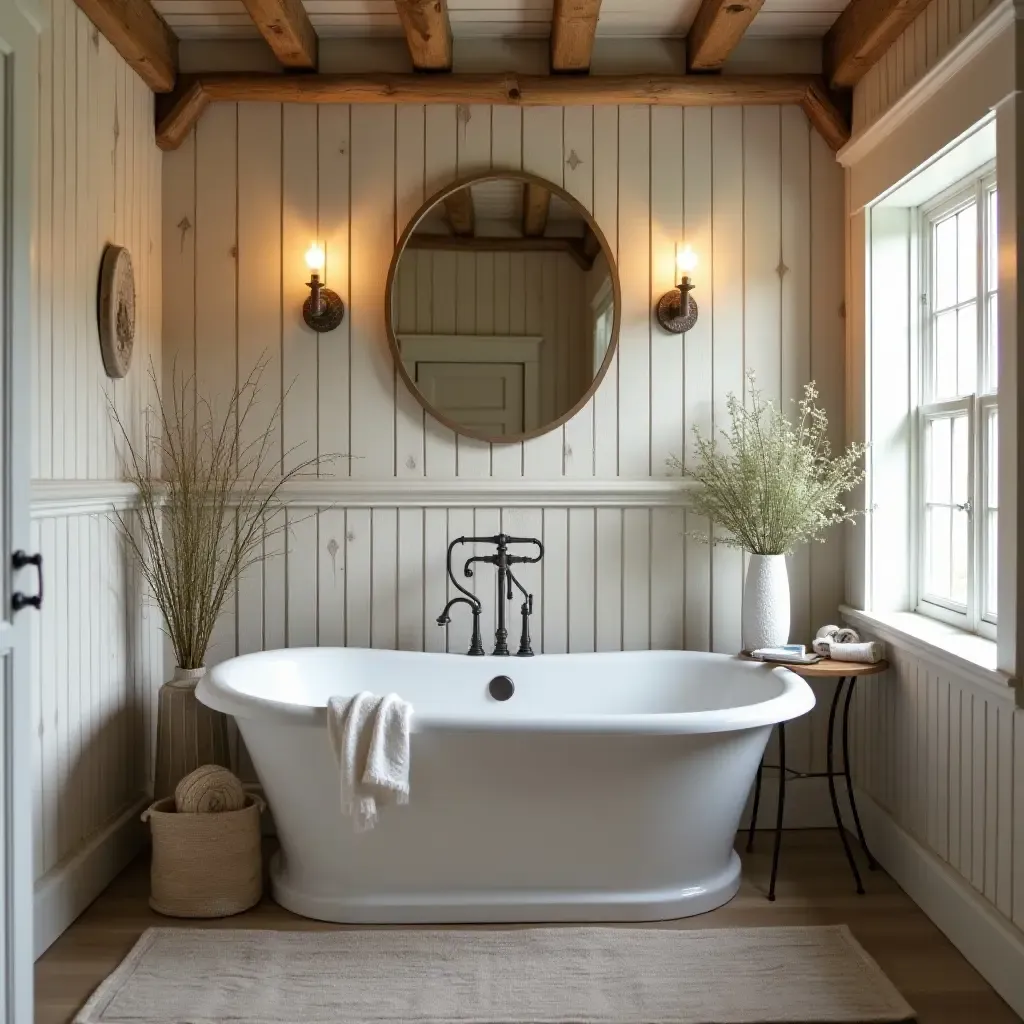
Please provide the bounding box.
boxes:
[655,243,699,334]
[302,242,345,333]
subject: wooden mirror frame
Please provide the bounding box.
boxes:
[384,170,622,445]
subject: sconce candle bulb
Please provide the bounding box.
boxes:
[304,242,326,272]
[302,240,344,333]
[675,243,698,275]
[656,242,699,335]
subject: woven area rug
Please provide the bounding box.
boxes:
[76,925,915,1024]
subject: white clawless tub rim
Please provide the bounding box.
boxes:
[201,648,814,735]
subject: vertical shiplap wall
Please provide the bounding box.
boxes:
[163,102,846,771]
[31,0,164,885]
[852,0,996,132]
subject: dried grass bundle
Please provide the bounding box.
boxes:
[668,372,869,555]
[110,358,336,669]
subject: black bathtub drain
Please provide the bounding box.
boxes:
[489,675,514,701]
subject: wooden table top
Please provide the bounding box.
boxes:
[785,658,889,678]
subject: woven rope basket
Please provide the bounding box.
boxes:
[142,793,265,918]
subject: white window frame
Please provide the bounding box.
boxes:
[914,163,997,639]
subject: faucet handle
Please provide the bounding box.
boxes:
[516,594,534,657]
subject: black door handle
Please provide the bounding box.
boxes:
[12,550,43,612]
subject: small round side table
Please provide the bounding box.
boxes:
[746,658,889,901]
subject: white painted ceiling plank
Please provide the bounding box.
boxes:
[156,0,847,37]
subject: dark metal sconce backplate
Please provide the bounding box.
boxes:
[303,288,345,333]
[656,289,698,334]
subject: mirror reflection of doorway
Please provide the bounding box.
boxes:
[415,363,525,437]
[399,334,542,434]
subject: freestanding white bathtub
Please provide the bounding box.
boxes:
[198,648,814,924]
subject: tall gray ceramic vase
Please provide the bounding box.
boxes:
[153,667,231,800]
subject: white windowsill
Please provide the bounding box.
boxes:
[839,605,1016,700]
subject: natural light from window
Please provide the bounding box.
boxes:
[918,167,997,636]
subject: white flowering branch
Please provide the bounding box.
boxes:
[667,371,869,555]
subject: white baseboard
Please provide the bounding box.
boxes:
[33,796,149,958]
[858,790,1024,1019]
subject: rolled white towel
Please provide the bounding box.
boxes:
[815,624,860,644]
[814,639,884,664]
[327,691,413,833]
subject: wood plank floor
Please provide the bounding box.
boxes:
[35,831,1020,1024]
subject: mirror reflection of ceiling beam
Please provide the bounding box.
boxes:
[443,189,476,237]
[550,0,603,73]
[582,228,602,263]
[407,235,593,271]
[394,0,453,71]
[522,183,551,238]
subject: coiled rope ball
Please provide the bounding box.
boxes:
[174,764,246,814]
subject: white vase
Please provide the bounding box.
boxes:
[741,553,791,653]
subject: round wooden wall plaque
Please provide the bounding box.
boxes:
[98,244,136,378]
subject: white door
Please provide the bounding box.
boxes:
[0,1,39,1021]
[415,362,525,435]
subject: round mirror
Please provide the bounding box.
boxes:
[385,172,620,444]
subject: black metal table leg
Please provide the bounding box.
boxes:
[768,723,785,902]
[827,677,865,894]
[842,675,878,870]
[747,761,763,853]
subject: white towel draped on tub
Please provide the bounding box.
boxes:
[327,692,413,832]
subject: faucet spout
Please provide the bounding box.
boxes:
[436,597,485,656]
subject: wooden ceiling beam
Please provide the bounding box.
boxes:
[551,0,602,72]
[443,189,476,237]
[824,0,932,88]
[395,0,453,70]
[72,0,178,92]
[156,73,849,153]
[239,0,318,69]
[522,182,551,237]
[686,0,766,71]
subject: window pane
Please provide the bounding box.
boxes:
[934,310,958,398]
[926,505,952,599]
[987,509,998,619]
[956,303,977,395]
[927,416,951,504]
[935,215,958,310]
[987,408,998,508]
[986,293,998,393]
[988,189,998,293]
[951,508,969,604]
[957,203,977,303]
[951,414,968,506]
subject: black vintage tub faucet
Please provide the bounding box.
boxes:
[439,534,543,656]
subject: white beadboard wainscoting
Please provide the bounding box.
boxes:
[843,622,1024,1017]
[29,504,165,956]
[31,0,164,954]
